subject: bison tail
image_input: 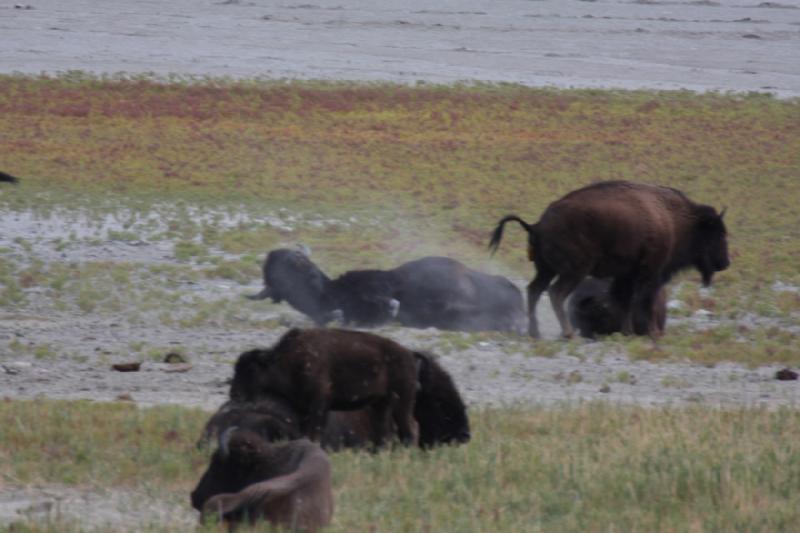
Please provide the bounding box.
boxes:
[488,215,535,256]
[0,171,20,184]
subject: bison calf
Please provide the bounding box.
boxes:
[191,429,333,530]
[230,328,419,448]
[568,277,668,338]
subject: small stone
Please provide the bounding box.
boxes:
[599,384,611,393]
[164,352,187,364]
[111,362,141,372]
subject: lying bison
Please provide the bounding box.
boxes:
[191,429,333,530]
[568,277,667,338]
[490,180,729,338]
[230,328,419,448]
[201,352,470,451]
[248,247,525,333]
[0,171,19,184]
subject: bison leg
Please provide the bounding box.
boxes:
[302,392,330,442]
[526,267,556,338]
[548,274,583,339]
[632,281,664,339]
[389,389,419,448]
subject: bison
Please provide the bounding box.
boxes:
[0,171,19,184]
[200,352,470,451]
[229,328,419,448]
[191,429,333,530]
[248,248,525,333]
[568,277,667,338]
[489,180,729,338]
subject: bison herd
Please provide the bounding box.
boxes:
[189,180,731,530]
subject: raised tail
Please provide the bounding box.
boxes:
[0,171,20,184]
[488,215,535,256]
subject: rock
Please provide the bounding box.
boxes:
[163,352,187,364]
[116,393,135,402]
[599,384,611,393]
[111,362,141,372]
[163,363,193,373]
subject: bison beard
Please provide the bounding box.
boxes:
[229,328,419,449]
[489,180,729,339]
[191,430,333,530]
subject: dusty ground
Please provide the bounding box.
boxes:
[1,0,799,97]
[2,206,798,412]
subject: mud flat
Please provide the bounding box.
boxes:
[2,0,799,96]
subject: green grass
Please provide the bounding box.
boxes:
[3,400,800,532]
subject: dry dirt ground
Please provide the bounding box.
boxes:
[1,0,799,529]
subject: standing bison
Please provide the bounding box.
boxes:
[248,248,525,333]
[200,352,470,451]
[191,430,333,530]
[489,181,729,338]
[229,328,419,448]
[568,277,667,338]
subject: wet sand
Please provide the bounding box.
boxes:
[2,0,799,96]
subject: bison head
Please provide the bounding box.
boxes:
[248,248,337,325]
[191,427,263,514]
[228,349,277,403]
[413,352,470,448]
[692,206,730,286]
[197,399,302,449]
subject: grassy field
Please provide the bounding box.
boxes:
[3,400,800,532]
[1,74,798,366]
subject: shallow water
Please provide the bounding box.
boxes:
[2,0,799,96]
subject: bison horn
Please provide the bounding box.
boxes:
[295,243,311,257]
[719,207,727,219]
[218,426,239,458]
[389,299,400,318]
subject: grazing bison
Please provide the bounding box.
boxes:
[200,352,470,451]
[489,180,729,338]
[0,171,19,184]
[247,247,337,326]
[568,277,667,338]
[248,248,525,333]
[229,328,419,448]
[191,429,333,530]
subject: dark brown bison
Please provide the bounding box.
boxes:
[568,277,668,338]
[191,429,333,530]
[0,171,19,184]
[327,256,526,333]
[200,352,470,451]
[229,328,419,448]
[489,181,729,338]
[248,248,525,333]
